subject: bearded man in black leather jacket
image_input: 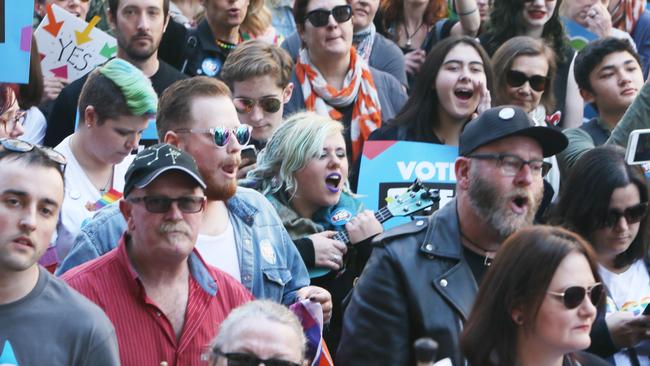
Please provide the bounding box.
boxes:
[336,106,569,365]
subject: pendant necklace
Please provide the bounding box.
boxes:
[404,20,424,48]
[460,231,497,267]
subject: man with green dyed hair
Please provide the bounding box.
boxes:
[48,58,158,267]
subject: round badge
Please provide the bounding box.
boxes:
[260,239,276,265]
[69,190,81,200]
[498,107,515,120]
[329,208,353,227]
[201,58,221,77]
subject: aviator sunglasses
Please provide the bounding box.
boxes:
[127,196,206,214]
[602,202,648,228]
[547,283,603,310]
[175,125,252,148]
[506,70,549,92]
[233,96,282,114]
[212,349,301,366]
[304,5,353,27]
[0,138,67,173]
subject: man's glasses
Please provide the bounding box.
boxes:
[468,153,551,177]
[305,5,352,27]
[233,96,282,114]
[175,125,252,148]
[548,283,603,310]
[0,138,67,173]
[602,202,648,228]
[127,196,206,214]
[506,70,549,92]
[212,349,301,366]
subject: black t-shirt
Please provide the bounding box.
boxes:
[43,60,186,147]
[462,246,490,285]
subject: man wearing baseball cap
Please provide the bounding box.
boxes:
[337,106,569,365]
[62,143,252,365]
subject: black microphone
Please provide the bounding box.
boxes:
[414,338,438,366]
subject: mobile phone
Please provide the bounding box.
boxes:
[241,145,258,163]
[625,129,650,165]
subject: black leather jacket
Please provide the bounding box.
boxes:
[336,200,478,365]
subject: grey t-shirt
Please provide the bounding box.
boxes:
[0,267,120,365]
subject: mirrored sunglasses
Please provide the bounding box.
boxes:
[548,283,603,310]
[506,70,548,92]
[305,5,352,27]
[213,350,301,366]
[175,125,252,148]
[233,96,282,114]
[1,138,67,173]
[127,196,206,214]
[603,202,648,228]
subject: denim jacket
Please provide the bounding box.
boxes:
[56,187,309,305]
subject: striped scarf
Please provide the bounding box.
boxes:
[296,47,382,161]
[610,0,647,33]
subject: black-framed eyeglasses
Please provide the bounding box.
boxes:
[0,138,67,173]
[233,97,283,114]
[506,70,549,92]
[602,202,648,228]
[212,349,301,366]
[175,125,252,148]
[127,195,206,214]
[548,283,603,310]
[468,153,551,177]
[304,5,352,27]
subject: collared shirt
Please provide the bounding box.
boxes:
[62,236,253,366]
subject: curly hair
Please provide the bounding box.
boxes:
[483,0,571,64]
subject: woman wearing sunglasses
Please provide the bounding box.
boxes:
[491,36,561,204]
[284,0,407,164]
[461,225,608,366]
[551,145,650,365]
[245,111,383,354]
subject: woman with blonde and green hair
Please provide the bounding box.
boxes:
[244,111,382,353]
[51,58,157,266]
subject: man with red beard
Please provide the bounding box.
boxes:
[336,106,568,366]
[57,77,331,318]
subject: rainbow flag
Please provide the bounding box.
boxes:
[93,188,122,211]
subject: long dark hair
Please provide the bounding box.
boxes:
[551,145,650,269]
[461,225,602,366]
[388,36,493,141]
[483,0,571,64]
[380,0,447,43]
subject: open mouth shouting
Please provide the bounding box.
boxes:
[325,173,342,193]
[454,87,474,101]
[510,194,530,215]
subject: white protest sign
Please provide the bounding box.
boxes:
[34,4,117,82]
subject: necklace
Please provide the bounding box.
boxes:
[403,20,424,48]
[98,166,114,195]
[460,231,497,266]
[215,38,238,50]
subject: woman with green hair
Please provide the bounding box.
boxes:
[51,58,157,267]
[244,111,382,353]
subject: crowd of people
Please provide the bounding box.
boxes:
[4,0,650,365]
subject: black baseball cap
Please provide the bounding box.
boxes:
[123,143,206,197]
[459,106,568,157]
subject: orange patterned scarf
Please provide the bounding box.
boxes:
[295,47,382,161]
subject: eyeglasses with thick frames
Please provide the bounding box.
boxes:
[468,153,551,177]
[548,283,603,310]
[506,70,549,92]
[175,125,252,148]
[0,138,67,173]
[127,195,206,214]
[304,5,352,27]
[233,96,282,114]
[212,349,301,366]
[602,202,648,228]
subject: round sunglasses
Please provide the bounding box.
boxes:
[602,202,648,228]
[174,125,252,148]
[304,5,352,27]
[1,138,67,173]
[233,96,282,114]
[547,282,603,310]
[506,70,548,92]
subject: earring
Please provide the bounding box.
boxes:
[514,315,524,325]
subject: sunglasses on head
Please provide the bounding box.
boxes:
[304,5,352,27]
[547,283,603,310]
[506,70,548,92]
[603,202,648,228]
[175,125,252,148]
[233,96,282,114]
[213,350,301,366]
[1,138,67,173]
[127,195,206,214]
